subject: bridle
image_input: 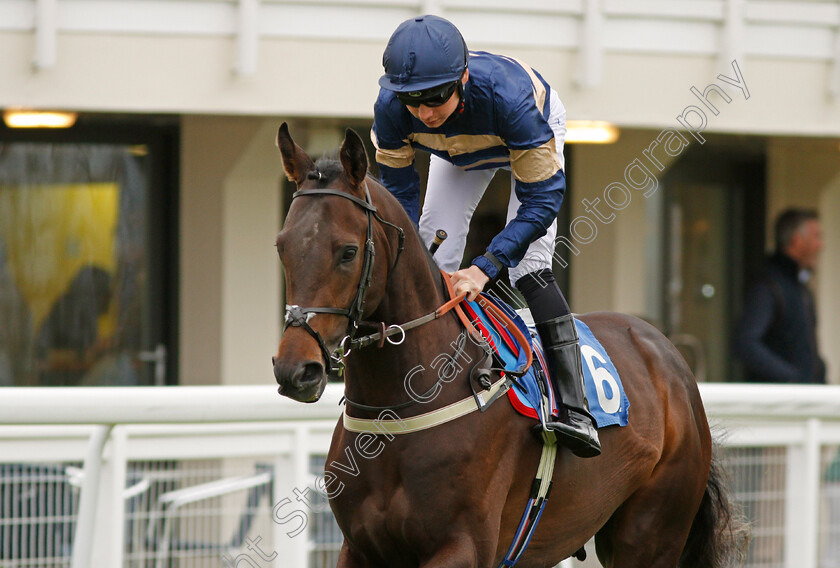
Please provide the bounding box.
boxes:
[282,174,405,376]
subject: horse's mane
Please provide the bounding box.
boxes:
[312,157,344,183]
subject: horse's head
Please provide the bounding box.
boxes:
[272,123,389,402]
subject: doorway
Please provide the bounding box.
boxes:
[662,139,765,382]
[0,119,179,386]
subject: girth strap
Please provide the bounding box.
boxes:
[498,431,558,567]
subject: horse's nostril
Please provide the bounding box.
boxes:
[271,356,277,366]
[297,361,325,386]
[275,360,325,398]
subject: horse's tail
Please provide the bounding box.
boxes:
[680,444,750,568]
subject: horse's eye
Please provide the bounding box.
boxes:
[340,246,358,263]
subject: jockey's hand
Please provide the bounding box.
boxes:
[451,265,490,302]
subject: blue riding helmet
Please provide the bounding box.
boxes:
[379,15,469,93]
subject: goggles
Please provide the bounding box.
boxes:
[395,80,460,108]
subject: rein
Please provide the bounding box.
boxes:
[339,271,475,413]
[346,277,466,350]
[343,270,535,416]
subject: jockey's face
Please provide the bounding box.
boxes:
[405,70,469,129]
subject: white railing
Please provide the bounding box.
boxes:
[1,0,839,94]
[0,385,345,568]
[2,383,840,568]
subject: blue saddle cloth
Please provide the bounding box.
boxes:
[463,294,629,429]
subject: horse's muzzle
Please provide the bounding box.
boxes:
[273,357,327,402]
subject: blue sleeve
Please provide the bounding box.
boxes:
[372,92,422,225]
[378,164,421,224]
[733,279,803,383]
[474,171,565,280]
[472,70,564,280]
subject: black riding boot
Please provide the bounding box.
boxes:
[535,314,601,458]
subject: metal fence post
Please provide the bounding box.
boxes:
[293,425,310,568]
[784,419,822,568]
[802,419,821,568]
[71,424,114,568]
[106,426,128,567]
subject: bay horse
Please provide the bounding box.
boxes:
[272,123,746,568]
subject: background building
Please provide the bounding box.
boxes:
[1,0,838,387]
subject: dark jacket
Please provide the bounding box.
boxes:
[734,253,826,384]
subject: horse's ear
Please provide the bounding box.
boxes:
[276,122,315,185]
[339,128,369,189]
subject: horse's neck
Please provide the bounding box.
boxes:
[366,185,449,326]
[344,207,474,412]
[373,238,445,328]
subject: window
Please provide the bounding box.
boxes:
[0,120,178,386]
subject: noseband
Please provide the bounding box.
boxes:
[283,176,405,375]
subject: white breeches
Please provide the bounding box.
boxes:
[418,89,567,287]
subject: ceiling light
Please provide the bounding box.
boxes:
[3,109,78,129]
[129,145,149,157]
[566,120,619,144]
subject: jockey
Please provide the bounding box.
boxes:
[372,15,601,458]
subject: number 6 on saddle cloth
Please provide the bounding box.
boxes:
[463,293,630,430]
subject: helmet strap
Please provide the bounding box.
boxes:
[457,81,465,114]
[441,81,466,127]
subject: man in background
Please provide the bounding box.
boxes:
[734,207,826,384]
[734,208,826,565]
